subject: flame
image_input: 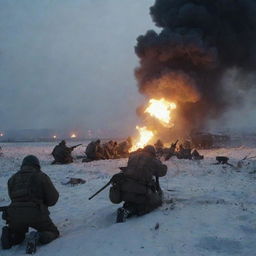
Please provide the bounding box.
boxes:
[130,126,154,152]
[53,135,57,139]
[0,133,3,137]
[145,98,176,127]
[70,133,77,138]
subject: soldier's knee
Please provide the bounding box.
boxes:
[39,231,59,244]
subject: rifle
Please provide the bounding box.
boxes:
[69,144,82,151]
[88,172,125,200]
[155,176,163,194]
[171,139,179,149]
[165,139,179,161]
[88,180,112,200]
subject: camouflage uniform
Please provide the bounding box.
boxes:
[1,155,59,249]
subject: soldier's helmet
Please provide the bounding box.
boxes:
[21,155,40,168]
[60,140,66,146]
[143,145,156,156]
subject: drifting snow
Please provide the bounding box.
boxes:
[0,142,256,255]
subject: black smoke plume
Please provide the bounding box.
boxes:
[135,0,256,133]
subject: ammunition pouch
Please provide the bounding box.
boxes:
[109,186,122,204]
[109,173,126,204]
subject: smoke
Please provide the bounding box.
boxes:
[135,0,256,132]
[0,0,153,137]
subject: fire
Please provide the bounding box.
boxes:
[145,98,176,127]
[130,126,154,152]
[130,98,177,153]
[70,133,77,138]
[0,133,3,137]
[53,135,57,139]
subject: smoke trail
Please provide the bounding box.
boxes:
[135,0,256,131]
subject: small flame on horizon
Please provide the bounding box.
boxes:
[145,98,176,127]
[70,133,77,138]
[0,133,3,137]
[53,135,57,139]
[130,126,154,152]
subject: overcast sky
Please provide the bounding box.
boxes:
[0,0,154,136]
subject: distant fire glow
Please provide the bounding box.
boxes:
[53,135,57,139]
[145,98,176,127]
[130,126,154,152]
[70,133,77,138]
[0,133,3,137]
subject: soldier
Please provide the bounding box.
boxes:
[102,141,119,159]
[111,141,119,159]
[154,139,164,157]
[111,145,167,223]
[176,143,192,159]
[1,155,59,250]
[116,137,132,158]
[85,139,105,161]
[51,140,73,164]
[191,149,204,160]
[164,140,178,161]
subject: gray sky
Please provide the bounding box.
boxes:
[0,0,154,136]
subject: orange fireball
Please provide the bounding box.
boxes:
[145,98,176,127]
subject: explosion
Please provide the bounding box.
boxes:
[145,98,176,127]
[131,98,177,152]
[130,126,154,152]
[70,133,77,138]
[134,0,256,135]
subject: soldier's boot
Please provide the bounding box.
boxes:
[1,226,12,249]
[26,231,39,254]
[116,207,130,223]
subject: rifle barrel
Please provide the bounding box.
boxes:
[88,181,111,200]
[70,144,82,150]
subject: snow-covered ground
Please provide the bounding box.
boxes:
[0,141,256,256]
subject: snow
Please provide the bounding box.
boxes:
[1,141,256,256]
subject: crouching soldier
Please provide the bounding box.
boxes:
[1,155,59,251]
[109,145,167,223]
[85,139,105,161]
[52,140,73,164]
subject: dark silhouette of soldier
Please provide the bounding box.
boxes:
[85,139,105,161]
[116,137,132,158]
[52,140,73,164]
[111,145,167,223]
[1,155,59,250]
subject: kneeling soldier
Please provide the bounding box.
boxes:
[1,155,59,251]
[110,145,167,223]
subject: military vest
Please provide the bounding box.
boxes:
[8,168,40,203]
